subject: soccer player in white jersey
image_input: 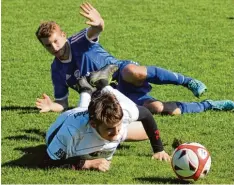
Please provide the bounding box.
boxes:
[44,73,171,172]
[35,2,234,115]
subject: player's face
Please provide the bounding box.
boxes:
[40,29,67,59]
[94,121,122,141]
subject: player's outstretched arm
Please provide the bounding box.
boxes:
[42,152,110,172]
[79,2,104,40]
[36,93,67,113]
[136,106,171,162]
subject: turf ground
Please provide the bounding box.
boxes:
[1,0,234,184]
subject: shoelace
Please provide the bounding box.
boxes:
[109,79,118,85]
[189,81,200,89]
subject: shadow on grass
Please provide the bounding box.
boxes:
[1,106,76,114]
[2,144,47,169]
[3,129,45,142]
[117,144,131,150]
[1,106,38,114]
[4,135,41,142]
[21,128,46,138]
[2,130,47,169]
[135,177,193,184]
[2,139,133,170]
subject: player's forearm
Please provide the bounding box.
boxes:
[43,153,86,169]
[87,20,104,40]
[136,106,164,153]
[54,158,110,172]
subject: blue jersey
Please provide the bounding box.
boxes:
[51,28,152,104]
[51,28,120,100]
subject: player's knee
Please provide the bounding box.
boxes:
[143,101,164,114]
[162,102,181,115]
[143,101,181,115]
[122,64,146,85]
[122,64,136,81]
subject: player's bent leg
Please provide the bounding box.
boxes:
[125,121,148,141]
[145,66,207,98]
[121,63,207,98]
[143,100,182,115]
[121,64,147,86]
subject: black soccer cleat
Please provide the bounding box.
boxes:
[88,64,118,90]
[75,76,96,94]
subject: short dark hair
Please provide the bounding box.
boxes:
[88,91,123,127]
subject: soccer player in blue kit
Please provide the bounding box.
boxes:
[35,2,234,115]
[44,73,171,171]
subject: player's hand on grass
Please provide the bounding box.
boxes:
[80,2,104,30]
[83,158,111,172]
[36,93,53,113]
[152,150,171,162]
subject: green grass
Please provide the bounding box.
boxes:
[2,0,234,184]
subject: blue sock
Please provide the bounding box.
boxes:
[176,101,212,114]
[146,66,192,86]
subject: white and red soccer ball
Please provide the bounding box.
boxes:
[171,142,211,181]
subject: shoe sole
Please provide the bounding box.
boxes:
[90,66,118,86]
[196,88,207,98]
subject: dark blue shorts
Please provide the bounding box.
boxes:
[112,60,157,106]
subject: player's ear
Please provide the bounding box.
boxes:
[61,31,66,38]
[89,120,96,128]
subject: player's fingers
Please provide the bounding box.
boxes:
[42,93,49,98]
[98,165,106,172]
[80,4,90,13]
[99,162,110,171]
[163,157,169,162]
[36,104,42,109]
[153,155,162,161]
[79,11,91,19]
[106,162,111,169]
[36,98,44,103]
[86,2,94,10]
[36,102,41,108]
[100,168,107,172]
[152,155,159,160]
[39,109,48,113]
[164,155,171,162]
[83,2,92,11]
[168,156,172,161]
[102,165,110,172]
[166,154,172,160]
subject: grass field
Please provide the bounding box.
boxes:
[1,0,234,184]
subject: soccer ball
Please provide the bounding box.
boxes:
[171,142,211,181]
